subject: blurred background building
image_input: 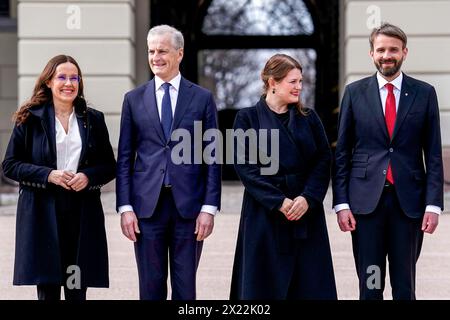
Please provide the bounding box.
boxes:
[1,0,449,183]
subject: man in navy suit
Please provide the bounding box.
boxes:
[333,23,443,300]
[116,25,221,300]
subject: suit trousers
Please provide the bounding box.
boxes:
[134,188,203,300]
[351,185,424,300]
[37,189,86,300]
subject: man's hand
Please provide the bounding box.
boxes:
[337,209,356,232]
[286,196,309,221]
[422,211,439,234]
[67,172,89,192]
[195,212,214,241]
[121,211,140,242]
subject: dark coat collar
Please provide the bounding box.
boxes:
[27,101,89,167]
[255,97,303,172]
[28,100,88,119]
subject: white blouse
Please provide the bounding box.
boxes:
[55,110,82,173]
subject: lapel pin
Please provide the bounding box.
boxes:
[405,93,408,96]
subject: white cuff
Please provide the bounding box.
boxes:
[201,205,218,216]
[118,205,134,215]
[425,205,442,215]
[334,203,350,214]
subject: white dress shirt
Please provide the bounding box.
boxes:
[119,73,218,216]
[334,72,441,215]
[55,109,82,173]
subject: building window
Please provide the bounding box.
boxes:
[198,48,316,110]
[0,0,17,31]
[202,0,314,35]
[198,0,317,111]
[0,0,9,17]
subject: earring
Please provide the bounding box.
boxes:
[272,88,275,94]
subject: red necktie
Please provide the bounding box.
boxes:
[385,83,396,184]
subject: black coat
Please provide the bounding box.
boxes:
[2,102,116,287]
[230,99,337,299]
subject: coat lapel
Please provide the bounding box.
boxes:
[142,79,165,143]
[256,98,302,172]
[75,104,88,165]
[30,103,57,166]
[365,74,389,140]
[172,77,195,130]
[392,74,417,141]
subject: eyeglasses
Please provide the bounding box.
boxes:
[54,75,81,83]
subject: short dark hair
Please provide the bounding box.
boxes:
[369,23,407,50]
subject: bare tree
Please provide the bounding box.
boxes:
[202,0,314,35]
[199,49,316,111]
[199,0,316,110]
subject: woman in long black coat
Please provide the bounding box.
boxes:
[2,55,116,300]
[230,54,337,299]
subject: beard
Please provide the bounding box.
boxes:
[374,58,403,78]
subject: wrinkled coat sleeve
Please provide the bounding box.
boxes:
[423,86,444,208]
[202,92,222,208]
[2,123,52,186]
[332,86,354,206]
[300,110,332,206]
[233,110,286,211]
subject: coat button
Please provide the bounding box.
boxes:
[89,143,92,148]
[160,169,165,174]
[383,170,387,175]
[389,148,393,153]
[85,160,89,165]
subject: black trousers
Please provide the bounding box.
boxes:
[37,190,86,300]
[351,185,423,300]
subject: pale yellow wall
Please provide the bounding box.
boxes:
[0,31,18,162]
[1,0,149,174]
[17,0,139,150]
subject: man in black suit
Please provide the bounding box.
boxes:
[333,23,443,300]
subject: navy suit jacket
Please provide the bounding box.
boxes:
[333,73,443,218]
[116,77,221,219]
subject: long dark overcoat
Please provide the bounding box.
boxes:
[2,102,116,287]
[230,98,337,299]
